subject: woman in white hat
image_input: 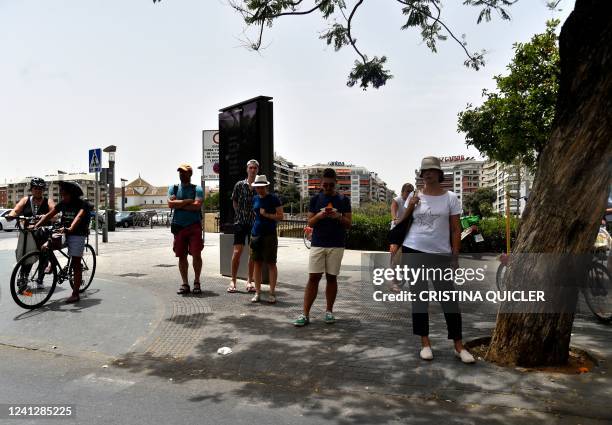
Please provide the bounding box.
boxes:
[398,156,475,364]
[249,175,283,303]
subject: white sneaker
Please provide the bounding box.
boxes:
[420,346,433,360]
[250,293,260,303]
[454,349,476,364]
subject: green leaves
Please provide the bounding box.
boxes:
[462,0,516,24]
[319,23,349,51]
[347,56,393,90]
[463,188,496,217]
[458,20,561,169]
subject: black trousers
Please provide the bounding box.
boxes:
[402,247,462,340]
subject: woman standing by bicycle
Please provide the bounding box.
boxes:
[7,178,55,288]
[35,181,91,304]
[398,157,475,364]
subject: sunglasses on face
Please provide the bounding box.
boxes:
[322,183,335,188]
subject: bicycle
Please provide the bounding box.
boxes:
[303,225,312,249]
[9,216,97,310]
[495,229,612,323]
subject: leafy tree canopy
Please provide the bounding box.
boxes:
[457,19,560,169]
[204,191,220,210]
[462,187,496,217]
[277,184,301,213]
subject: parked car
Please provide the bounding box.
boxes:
[90,209,105,228]
[0,209,19,232]
[115,211,136,228]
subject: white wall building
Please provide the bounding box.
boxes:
[481,160,534,215]
[116,177,169,209]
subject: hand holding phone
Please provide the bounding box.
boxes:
[409,190,420,207]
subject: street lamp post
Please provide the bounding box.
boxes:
[198,165,205,245]
[103,145,117,234]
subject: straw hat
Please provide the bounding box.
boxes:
[419,156,444,179]
[251,175,270,187]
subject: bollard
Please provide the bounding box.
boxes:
[102,209,109,242]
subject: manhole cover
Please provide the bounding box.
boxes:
[154,264,176,268]
[118,273,147,278]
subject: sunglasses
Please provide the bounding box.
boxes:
[322,183,335,188]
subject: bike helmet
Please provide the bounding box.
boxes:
[30,177,47,189]
[58,181,84,197]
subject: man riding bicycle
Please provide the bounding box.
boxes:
[7,178,56,288]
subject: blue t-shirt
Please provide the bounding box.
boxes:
[252,193,282,236]
[309,193,351,248]
[168,184,204,227]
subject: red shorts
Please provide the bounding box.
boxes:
[173,222,204,257]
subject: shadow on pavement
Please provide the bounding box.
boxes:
[113,309,611,424]
[12,289,103,320]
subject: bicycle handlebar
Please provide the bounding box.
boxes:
[11,216,64,232]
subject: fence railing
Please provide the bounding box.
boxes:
[213,217,307,238]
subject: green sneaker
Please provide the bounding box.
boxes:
[293,314,310,327]
[324,311,335,324]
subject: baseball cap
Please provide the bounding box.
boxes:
[177,164,193,174]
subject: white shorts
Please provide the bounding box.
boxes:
[66,235,86,257]
[308,247,345,276]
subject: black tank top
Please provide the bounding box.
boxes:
[22,197,50,217]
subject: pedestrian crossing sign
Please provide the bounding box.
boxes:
[89,148,102,173]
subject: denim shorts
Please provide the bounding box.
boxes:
[66,235,86,257]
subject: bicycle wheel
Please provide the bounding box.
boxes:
[495,263,507,291]
[10,251,57,309]
[69,244,96,293]
[582,262,612,323]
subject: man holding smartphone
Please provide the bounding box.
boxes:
[293,168,352,327]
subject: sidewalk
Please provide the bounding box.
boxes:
[1,228,611,423]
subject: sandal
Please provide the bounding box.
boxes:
[227,284,237,293]
[192,282,202,295]
[177,284,190,295]
[66,293,80,304]
[246,283,256,293]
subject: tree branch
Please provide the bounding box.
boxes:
[228,0,325,51]
[346,0,367,63]
[397,0,485,69]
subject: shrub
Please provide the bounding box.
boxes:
[346,212,391,251]
[476,215,520,253]
[354,202,390,217]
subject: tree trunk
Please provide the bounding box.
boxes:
[487,0,612,367]
[515,162,521,217]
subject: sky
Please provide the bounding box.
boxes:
[0,0,573,194]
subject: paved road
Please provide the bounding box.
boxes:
[0,229,611,424]
[2,344,606,425]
